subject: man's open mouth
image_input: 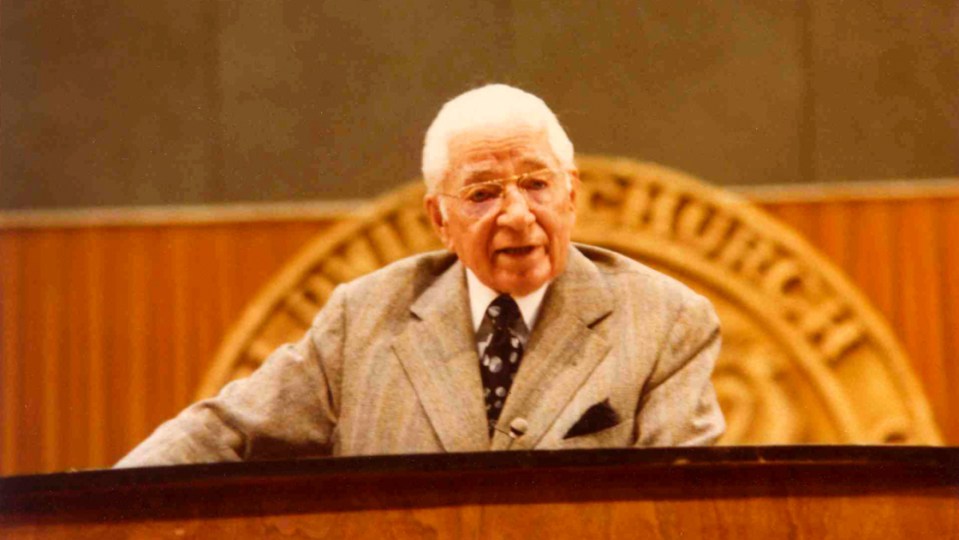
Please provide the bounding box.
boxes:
[497,246,536,256]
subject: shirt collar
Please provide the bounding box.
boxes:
[465,268,550,333]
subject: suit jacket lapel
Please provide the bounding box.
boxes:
[392,260,490,452]
[492,248,615,450]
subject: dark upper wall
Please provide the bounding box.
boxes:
[2,1,957,209]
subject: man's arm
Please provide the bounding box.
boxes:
[115,287,346,467]
[634,292,725,446]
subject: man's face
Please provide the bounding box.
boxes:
[425,125,578,296]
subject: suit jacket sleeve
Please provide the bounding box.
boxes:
[114,287,346,468]
[634,292,725,446]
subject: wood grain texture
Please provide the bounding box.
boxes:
[2,449,958,539]
[1,194,958,475]
[0,222,332,475]
[4,492,956,539]
[764,198,959,446]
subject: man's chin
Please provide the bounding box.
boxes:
[491,269,551,296]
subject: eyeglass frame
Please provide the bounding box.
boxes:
[435,167,572,213]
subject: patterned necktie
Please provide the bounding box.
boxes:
[477,294,528,436]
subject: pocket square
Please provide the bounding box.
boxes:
[563,399,621,439]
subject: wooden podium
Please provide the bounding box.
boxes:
[2,447,957,539]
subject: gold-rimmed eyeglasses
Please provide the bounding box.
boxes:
[438,168,567,216]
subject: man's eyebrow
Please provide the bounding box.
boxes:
[458,166,500,184]
[456,156,553,185]
[460,174,499,188]
[516,157,551,169]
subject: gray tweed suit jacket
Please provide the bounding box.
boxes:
[116,244,724,467]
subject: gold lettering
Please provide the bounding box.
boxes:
[650,190,679,236]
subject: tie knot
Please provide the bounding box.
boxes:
[487,294,521,327]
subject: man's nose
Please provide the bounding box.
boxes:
[496,186,535,229]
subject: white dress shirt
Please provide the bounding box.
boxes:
[465,269,549,357]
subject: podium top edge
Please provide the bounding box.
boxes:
[3,445,958,498]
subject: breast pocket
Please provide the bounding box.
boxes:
[558,419,635,449]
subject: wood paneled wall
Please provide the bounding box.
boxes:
[2,194,958,475]
[763,195,959,449]
[0,222,331,476]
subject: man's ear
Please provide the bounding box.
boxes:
[424,195,451,247]
[567,169,580,209]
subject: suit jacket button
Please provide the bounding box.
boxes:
[509,417,529,438]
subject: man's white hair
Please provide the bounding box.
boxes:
[421,84,575,194]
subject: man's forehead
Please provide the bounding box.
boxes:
[446,127,556,176]
[456,154,552,176]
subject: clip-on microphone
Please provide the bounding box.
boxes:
[493,417,529,450]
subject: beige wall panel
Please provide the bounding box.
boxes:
[810,1,959,180]
[1,3,221,208]
[5,2,956,210]
[508,2,804,188]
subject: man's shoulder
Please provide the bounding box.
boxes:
[573,243,696,296]
[352,249,457,285]
[574,244,688,289]
[333,249,459,305]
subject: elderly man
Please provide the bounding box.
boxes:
[117,85,723,466]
